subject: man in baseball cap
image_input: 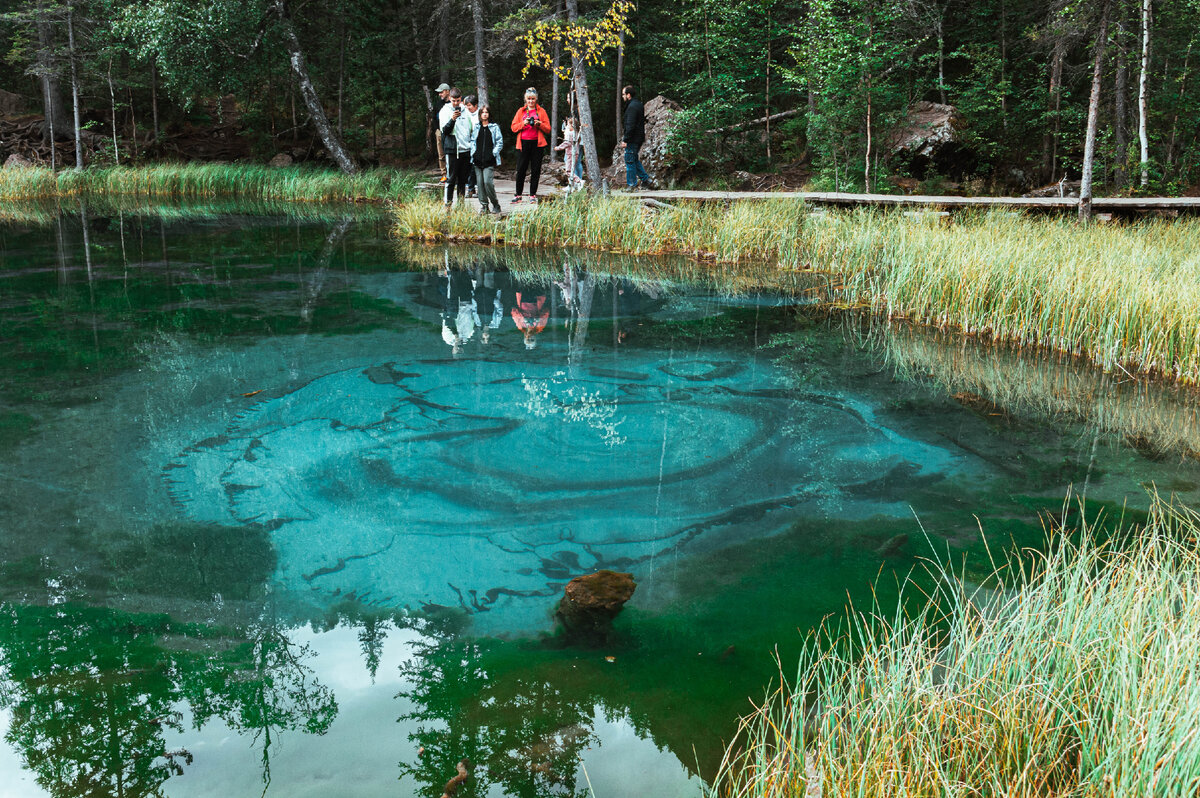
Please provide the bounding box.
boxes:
[435,84,451,182]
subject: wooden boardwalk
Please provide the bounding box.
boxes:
[624,189,1200,213]
[419,174,1200,215]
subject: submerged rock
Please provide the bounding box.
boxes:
[556,570,636,645]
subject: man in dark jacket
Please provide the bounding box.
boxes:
[620,86,654,189]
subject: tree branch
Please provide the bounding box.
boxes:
[706,108,801,135]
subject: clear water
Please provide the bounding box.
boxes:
[2,207,1199,797]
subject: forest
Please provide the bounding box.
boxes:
[1,0,1198,195]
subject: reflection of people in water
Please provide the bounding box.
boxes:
[439,262,478,355]
[511,281,549,350]
[473,260,505,344]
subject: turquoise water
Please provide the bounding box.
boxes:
[2,208,1199,797]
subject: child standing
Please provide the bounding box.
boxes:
[554,117,585,193]
[469,106,504,214]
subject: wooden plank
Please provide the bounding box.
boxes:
[622,189,1200,211]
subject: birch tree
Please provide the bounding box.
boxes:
[522,0,634,190]
[1138,0,1151,187]
[1079,0,1110,220]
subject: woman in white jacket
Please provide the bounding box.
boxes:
[469,106,504,214]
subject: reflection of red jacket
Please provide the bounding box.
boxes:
[512,293,549,332]
[510,104,552,149]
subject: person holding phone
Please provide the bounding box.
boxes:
[509,87,552,203]
[439,89,471,207]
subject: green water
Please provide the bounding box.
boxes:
[1,206,1198,797]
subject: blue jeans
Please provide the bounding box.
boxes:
[624,143,651,187]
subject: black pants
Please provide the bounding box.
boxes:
[515,144,545,197]
[445,151,471,204]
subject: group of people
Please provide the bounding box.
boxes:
[433,260,664,354]
[434,83,653,213]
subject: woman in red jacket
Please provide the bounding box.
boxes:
[510,88,552,203]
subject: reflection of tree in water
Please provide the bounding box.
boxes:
[0,601,337,798]
[0,604,186,798]
[180,608,338,792]
[397,619,594,798]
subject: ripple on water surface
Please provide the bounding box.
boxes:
[165,348,983,634]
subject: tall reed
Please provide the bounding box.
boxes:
[395,195,1200,384]
[0,164,420,203]
[712,497,1200,798]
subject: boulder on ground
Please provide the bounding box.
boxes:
[888,101,975,179]
[606,95,682,187]
[4,153,34,169]
[555,570,636,646]
[268,152,294,167]
[0,89,25,117]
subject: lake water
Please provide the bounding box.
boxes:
[2,206,1199,797]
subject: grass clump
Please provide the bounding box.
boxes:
[0,163,420,203]
[396,195,1200,384]
[712,497,1200,798]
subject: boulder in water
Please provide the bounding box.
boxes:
[555,570,636,645]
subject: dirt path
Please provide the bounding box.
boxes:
[417,173,561,217]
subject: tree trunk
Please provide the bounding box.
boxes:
[864,75,872,191]
[566,0,602,191]
[35,0,68,146]
[550,0,563,162]
[1043,38,1065,182]
[66,0,83,169]
[1167,43,1193,167]
[438,0,450,85]
[337,18,346,136]
[407,0,436,162]
[151,58,160,142]
[550,49,560,157]
[615,32,625,142]
[107,59,120,164]
[1080,0,1110,222]
[1114,17,1128,188]
[936,17,946,105]
[999,0,1007,128]
[764,17,772,163]
[472,0,488,104]
[1138,0,1151,188]
[273,0,358,174]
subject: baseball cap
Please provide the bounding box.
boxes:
[436,83,451,92]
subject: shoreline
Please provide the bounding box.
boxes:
[393,193,1200,387]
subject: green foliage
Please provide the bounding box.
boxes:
[6,0,1200,191]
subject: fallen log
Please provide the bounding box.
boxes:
[705,108,802,135]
